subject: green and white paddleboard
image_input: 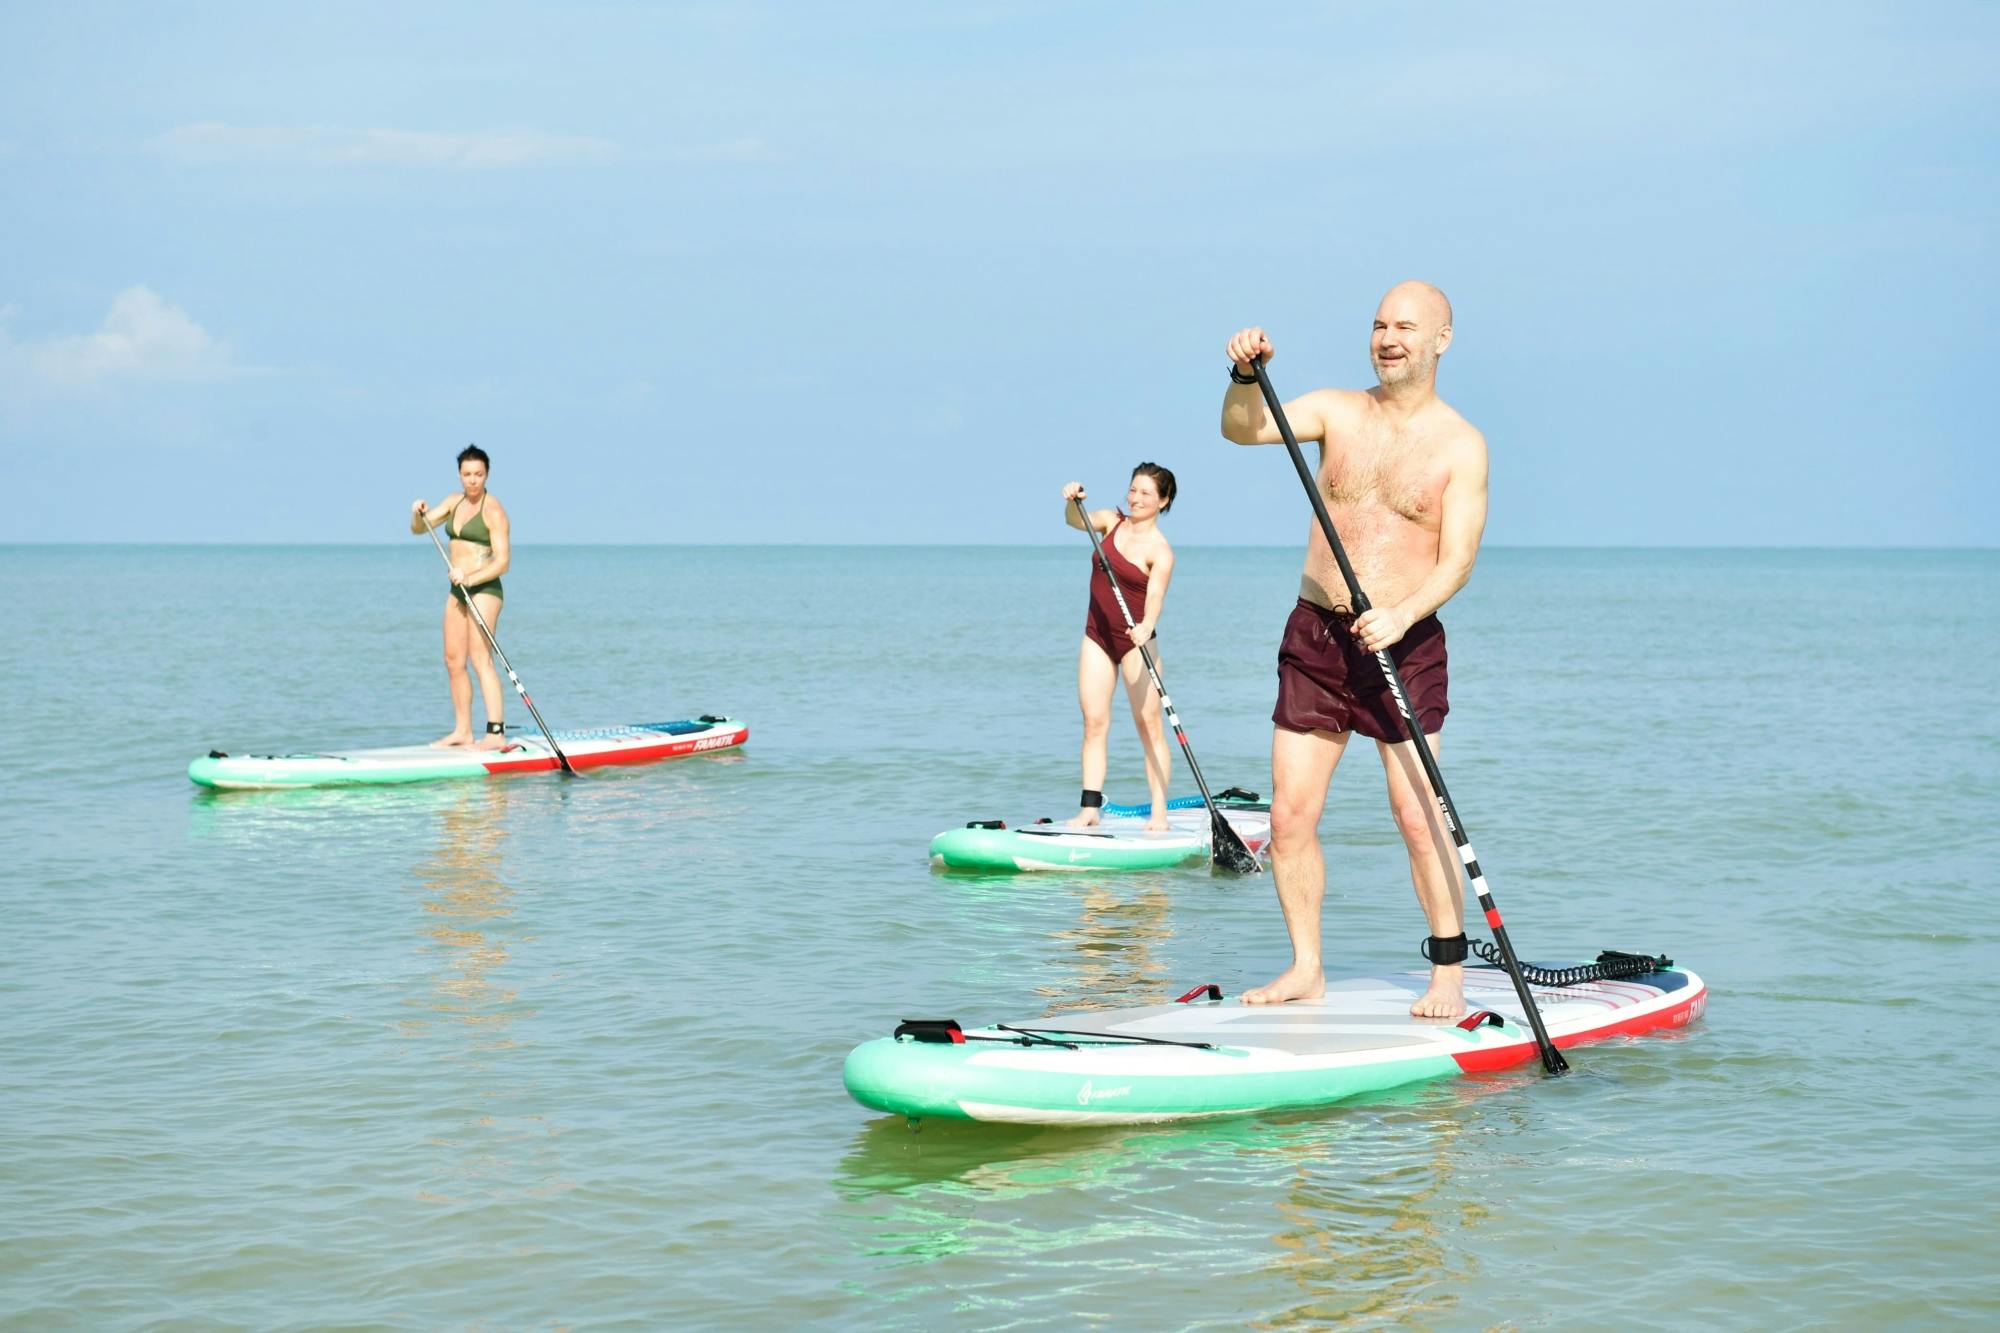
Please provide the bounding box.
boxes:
[845,961,1706,1125]
[188,716,747,789]
[929,794,1271,872]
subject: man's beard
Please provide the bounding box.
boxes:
[1374,350,1434,387]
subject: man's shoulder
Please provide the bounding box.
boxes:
[1431,399,1486,452]
[1306,386,1374,428]
[1314,386,1374,411]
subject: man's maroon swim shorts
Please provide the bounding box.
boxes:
[1272,598,1449,741]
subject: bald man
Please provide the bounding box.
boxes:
[1220,282,1490,1017]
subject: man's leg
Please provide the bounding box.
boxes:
[1242,725,1349,1004]
[1378,733,1466,1017]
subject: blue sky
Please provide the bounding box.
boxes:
[1,2,1993,545]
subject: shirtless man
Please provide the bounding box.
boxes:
[1220,281,1489,1018]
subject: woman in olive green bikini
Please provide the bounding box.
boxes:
[409,445,512,750]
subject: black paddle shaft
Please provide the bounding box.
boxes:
[1072,497,1262,875]
[424,518,576,775]
[1245,361,1566,1073]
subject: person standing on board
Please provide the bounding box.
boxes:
[410,445,512,750]
[1062,465,1178,832]
[1221,282,1489,1018]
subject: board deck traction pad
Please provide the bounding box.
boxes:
[844,961,1707,1125]
[188,716,747,788]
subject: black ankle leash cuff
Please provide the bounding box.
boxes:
[1421,933,1469,966]
[1079,789,1103,809]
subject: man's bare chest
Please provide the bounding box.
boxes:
[1319,426,1450,527]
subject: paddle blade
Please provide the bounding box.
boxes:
[1210,812,1263,875]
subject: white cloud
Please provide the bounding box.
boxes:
[19,288,249,388]
[157,122,618,169]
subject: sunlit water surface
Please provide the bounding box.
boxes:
[2,545,1994,1328]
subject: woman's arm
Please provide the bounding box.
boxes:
[472,500,511,582]
[1060,483,1117,534]
[410,497,457,534]
[1132,543,1174,645]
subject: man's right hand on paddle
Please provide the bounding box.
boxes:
[1226,327,1274,372]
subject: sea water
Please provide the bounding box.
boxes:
[1,545,1994,1328]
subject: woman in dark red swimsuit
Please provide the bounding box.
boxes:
[1062,463,1178,830]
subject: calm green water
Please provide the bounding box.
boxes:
[2,545,1996,1329]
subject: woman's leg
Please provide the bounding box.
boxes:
[434,595,475,746]
[1121,646,1173,831]
[1068,637,1118,826]
[467,595,508,749]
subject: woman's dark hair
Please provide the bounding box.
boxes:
[457,444,490,470]
[1132,461,1176,512]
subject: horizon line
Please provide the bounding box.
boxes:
[2,540,1994,552]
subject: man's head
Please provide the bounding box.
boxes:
[1370,281,1453,390]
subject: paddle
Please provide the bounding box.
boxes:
[1072,496,1263,875]
[1245,360,1566,1073]
[422,517,576,775]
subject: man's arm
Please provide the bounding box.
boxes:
[1220,325,1335,446]
[1221,384,1339,446]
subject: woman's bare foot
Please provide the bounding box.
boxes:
[1145,811,1170,832]
[1065,808,1102,828]
[1409,965,1466,1018]
[1241,963,1325,1005]
[474,730,509,751]
[431,730,473,748]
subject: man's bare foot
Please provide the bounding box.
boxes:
[474,731,509,751]
[1409,965,1466,1018]
[1065,809,1101,828]
[1241,964,1325,1005]
[431,731,473,748]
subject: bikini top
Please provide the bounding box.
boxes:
[448,497,493,547]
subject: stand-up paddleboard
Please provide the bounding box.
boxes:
[845,958,1705,1125]
[930,792,1271,872]
[189,716,748,789]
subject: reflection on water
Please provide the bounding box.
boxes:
[1036,881,1176,1013]
[830,993,1552,1322]
[1252,1111,1467,1327]
[406,781,526,1048]
[185,777,484,845]
[838,1111,1288,1206]
[399,782,567,1206]
[558,749,747,836]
